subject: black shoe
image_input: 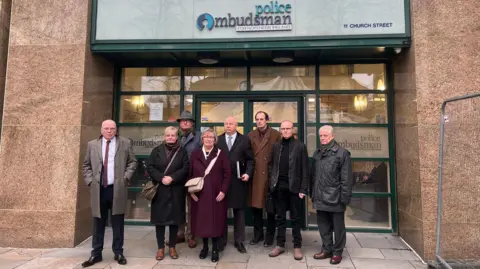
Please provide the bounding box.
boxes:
[234,242,247,253]
[199,248,208,259]
[249,236,264,245]
[81,256,102,268]
[211,250,219,262]
[114,254,127,265]
[263,239,274,247]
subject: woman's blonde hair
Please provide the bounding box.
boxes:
[164,126,179,137]
[201,128,217,143]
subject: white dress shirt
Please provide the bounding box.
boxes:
[102,136,116,185]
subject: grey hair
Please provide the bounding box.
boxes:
[319,125,334,135]
[201,128,218,143]
[164,126,179,137]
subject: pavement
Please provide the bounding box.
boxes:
[0,226,429,269]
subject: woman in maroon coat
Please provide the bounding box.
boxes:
[189,128,231,263]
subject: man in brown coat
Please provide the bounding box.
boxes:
[247,111,281,247]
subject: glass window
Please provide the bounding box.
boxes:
[129,158,149,188]
[308,197,391,228]
[200,126,244,136]
[353,161,390,193]
[184,95,193,113]
[306,126,317,156]
[200,101,244,123]
[332,127,389,158]
[126,191,151,221]
[251,66,315,91]
[185,67,246,91]
[306,94,316,123]
[121,68,180,92]
[319,94,387,123]
[119,126,168,156]
[319,64,386,90]
[119,95,181,123]
[252,101,298,123]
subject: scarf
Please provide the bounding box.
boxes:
[320,139,335,154]
[258,126,269,141]
[164,141,180,162]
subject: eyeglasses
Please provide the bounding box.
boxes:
[203,136,215,139]
[280,127,293,131]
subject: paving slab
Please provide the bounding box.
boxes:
[351,258,415,269]
[14,257,84,269]
[380,249,420,261]
[104,257,158,268]
[408,261,429,269]
[305,255,355,269]
[347,248,385,259]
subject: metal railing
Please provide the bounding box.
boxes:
[435,93,480,269]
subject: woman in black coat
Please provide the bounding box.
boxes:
[146,126,189,261]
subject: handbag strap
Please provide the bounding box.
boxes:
[164,148,180,175]
[204,149,221,177]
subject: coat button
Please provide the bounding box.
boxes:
[262,172,265,175]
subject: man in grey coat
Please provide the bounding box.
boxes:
[81,120,138,267]
[176,111,202,248]
[310,125,353,265]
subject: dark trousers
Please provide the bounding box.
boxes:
[92,185,124,257]
[274,189,302,248]
[202,237,219,251]
[156,225,179,249]
[251,207,276,242]
[316,210,346,256]
[221,208,245,246]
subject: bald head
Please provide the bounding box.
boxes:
[280,120,294,139]
[101,119,117,140]
[224,116,238,135]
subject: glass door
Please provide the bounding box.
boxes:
[196,96,305,227]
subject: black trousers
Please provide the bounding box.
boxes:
[221,208,245,246]
[251,207,276,242]
[156,225,179,249]
[316,210,346,256]
[202,237,219,251]
[274,189,302,248]
[92,185,124,257]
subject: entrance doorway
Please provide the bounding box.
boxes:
[195,95,306,227]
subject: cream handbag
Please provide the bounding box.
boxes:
[185,150,221,193]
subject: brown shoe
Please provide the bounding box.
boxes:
[188,238,197,248]
[155,248,165,260]
[169,247,178,259]
[313,251,332,260]
[268,246,286,257]
[293,248,303,260]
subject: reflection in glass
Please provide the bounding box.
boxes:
[121,68,180,92]
[319,64,385,90]
[119,95,180,123]
[333,127,389,158]
[306,94,316,123]
[119,126,166,156]
[353,162,389,193]
[251,66,315,91]
[184,95,193,113]
[126,191,151,221]
[306,126,317,156]
[319,94,387,123]
[307,197,390,228]
[252,102,297,123]
[200,102,244,123]
[129,158,149,188]
[185,67,246,91]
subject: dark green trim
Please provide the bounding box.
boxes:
[120,91,181,95]
[90,0,98,46]
[404,0,412,37]
[118,123,179,127]
[351,158,390,162]
[386,63,398,233]
[352,192,391,197]
[128,187,143,192]
[91,38,410,53]
[125,220,150,225]
[135,155,150,159]
[319,123,389,128]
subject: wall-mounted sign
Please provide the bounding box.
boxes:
[333,127,389,158]
[95,0,408,41]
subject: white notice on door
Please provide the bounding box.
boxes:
[149,103,163,121]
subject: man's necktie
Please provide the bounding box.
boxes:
[103,140,111,188]
[227,136,233,151]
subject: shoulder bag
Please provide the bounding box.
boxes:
[141,149,179,201]
[185,149,221,193]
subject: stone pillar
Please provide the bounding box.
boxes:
[0,0,11,127]
[394,0,480,261]
[0,0,113,247]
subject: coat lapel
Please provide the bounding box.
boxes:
[96,138,103,162]
[254,128,271,155]
[229,132,242,153]
[114,136,120,158]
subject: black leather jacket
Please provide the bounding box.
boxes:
[309,141,353,212]
[268,138,309,194]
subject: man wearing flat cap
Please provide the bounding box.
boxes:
[175,111,202,248]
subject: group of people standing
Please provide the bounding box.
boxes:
[80,110,354,267]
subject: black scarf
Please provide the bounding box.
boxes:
[320,139,335,154]
[164,141,180,162]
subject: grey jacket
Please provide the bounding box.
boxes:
[309,141,353,212]
[180,131,202,159]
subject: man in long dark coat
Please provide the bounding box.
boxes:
[217,116,254,253]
